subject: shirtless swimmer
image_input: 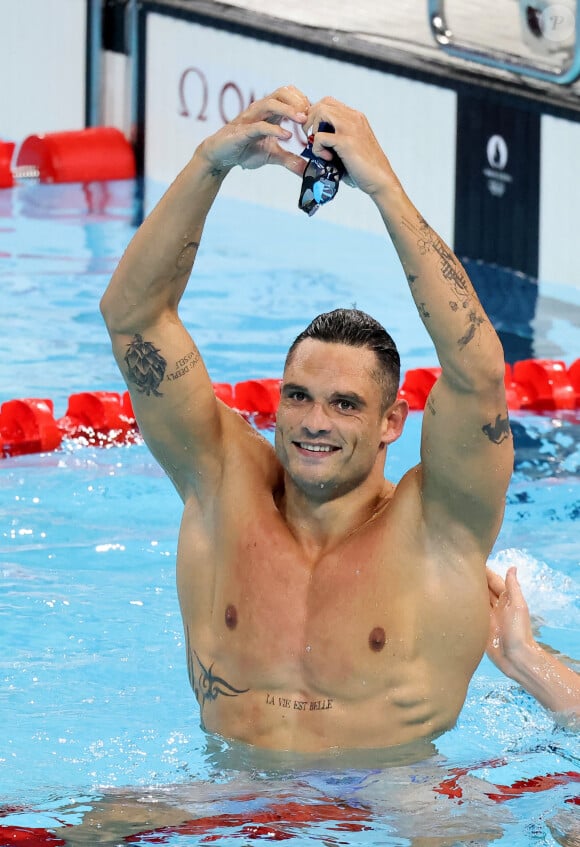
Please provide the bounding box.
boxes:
[101,85,514,757]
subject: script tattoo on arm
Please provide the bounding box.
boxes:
[185,626,249,724]
[402,215,486,350]
[167,350,200,382]
[482,413,511,444]
[124,334,167,396]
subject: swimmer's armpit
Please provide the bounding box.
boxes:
[124,333,167,397]
[185,626,249,719]
[481,413,511,445]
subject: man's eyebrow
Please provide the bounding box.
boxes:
[329,391,367,407]
[281,382,309,394]
[282,384,367,407]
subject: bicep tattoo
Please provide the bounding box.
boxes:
[167,350,200,382]
[482,412,511,444]
[124,335,201,396]
[124,334,167,396]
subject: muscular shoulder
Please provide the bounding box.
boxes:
[389,463,487,560]
[181,407,281,535]
[218,405,281,491]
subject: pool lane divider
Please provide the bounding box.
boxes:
[0,141,16,188]
[0,127,135,184]
[1,358,580,459]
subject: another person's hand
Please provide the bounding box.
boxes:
[198,85,309,176]
[486,565,536,678]
[486,565,580,722]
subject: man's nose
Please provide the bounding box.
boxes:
[301,402,331,434]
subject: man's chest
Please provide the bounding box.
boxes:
[184,517,435,698]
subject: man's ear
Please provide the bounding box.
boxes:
[380,398,409,446]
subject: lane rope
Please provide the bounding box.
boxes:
[1,358,579,458]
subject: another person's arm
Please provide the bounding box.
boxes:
[487,566,580,722]
[100,87,308,500]
[305,98,513,548]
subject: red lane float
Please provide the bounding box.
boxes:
[233,378,281,429]
[234,379,281,415]
[566,357,580,405]
[0,359,578,458]
[213,382,235,406]
[398,367,441,410]
[510,359,576,411]
[0,141,15,188]
[59,391,136,445]
[10,127,135,184]
[0,399,62,458]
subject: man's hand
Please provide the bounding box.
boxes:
[198,85,309,176]
[305,97,397,198]
[486,566,537,678]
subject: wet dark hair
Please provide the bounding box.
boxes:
[285,308,400,410]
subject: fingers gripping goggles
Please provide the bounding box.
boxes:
[298,122,345,217]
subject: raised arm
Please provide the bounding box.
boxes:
[486,567,580,724]
[100,87,308,500]
[306,97,513,547]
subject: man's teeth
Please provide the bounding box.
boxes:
[299,443,335,452]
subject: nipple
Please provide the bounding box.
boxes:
[225,604,238,630]
[369,626,386,652]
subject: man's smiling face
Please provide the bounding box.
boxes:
[275,339,392,501]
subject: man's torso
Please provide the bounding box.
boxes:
[176,432,489,753]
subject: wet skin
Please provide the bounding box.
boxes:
[176,340,490,755]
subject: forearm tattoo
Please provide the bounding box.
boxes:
[124,334,167,396]
[186,626,249,723]
[402,215,486,350]
[458,311,485,350]
[482,412,511,444]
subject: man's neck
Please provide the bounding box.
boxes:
[279,474,394,562]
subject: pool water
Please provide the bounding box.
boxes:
[1,178,579,845]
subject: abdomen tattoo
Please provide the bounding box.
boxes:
[186,625,249,724]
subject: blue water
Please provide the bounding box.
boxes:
[1,178,579,845]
